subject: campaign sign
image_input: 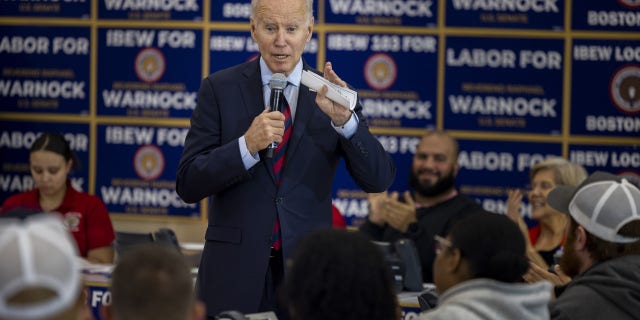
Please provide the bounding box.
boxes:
[99,0,203,20]
[209,30,318,74]
[97,28,202,119]
[456,139,561,218]
[572,1,640,32]
[569,144,640,178]
[86,284,110,320]
[332,134,422,227]
[95,125,199,218]
[400,306,422,320]
[332,135,561,227]
[0,26,90,114]
[324,0,437,27]
[444,36,563,134]
[326,33,438,129]
[210,0,318,22]
[445,0,564,30]
[571,39,640,137]
[0,0,90,18]
[0,121,89,204]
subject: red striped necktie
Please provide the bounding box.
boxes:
[271,97,291,251]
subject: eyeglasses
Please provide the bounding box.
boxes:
[433,235,454,255]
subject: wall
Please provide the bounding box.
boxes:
[1,1,638,241]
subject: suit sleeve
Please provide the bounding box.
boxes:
[338,101,396,193]
[176,76,253,203]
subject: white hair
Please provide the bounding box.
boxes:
[250,0,313,21]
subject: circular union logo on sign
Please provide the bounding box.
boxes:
[135,47,166,83]
[610,65,640,115]
[364,53,397,91]
[134,145,165,181]
[618,0,640,8]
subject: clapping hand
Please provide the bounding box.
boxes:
[523,261,572,287]
[367,192,388,226]
[383,191,417,233]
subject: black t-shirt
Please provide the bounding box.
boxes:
[359,193,492,283]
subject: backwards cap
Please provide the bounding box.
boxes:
[0,213,80,319]
[547,171,640,243]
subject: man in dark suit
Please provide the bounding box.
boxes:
[176,0,395,317]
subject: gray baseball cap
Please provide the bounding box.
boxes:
[547,171,640,243]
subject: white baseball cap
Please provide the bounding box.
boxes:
[548,171,640,243]
[0,213,81,319]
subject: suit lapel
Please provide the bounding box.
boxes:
[285,81,315,164]
[239,59,265,118]
[239,59,277,183]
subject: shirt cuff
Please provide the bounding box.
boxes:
[239,136,260,170]
[332,112,358,138]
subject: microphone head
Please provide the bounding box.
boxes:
[269,73,287,90]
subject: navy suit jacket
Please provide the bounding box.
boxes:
[176,58,395,316]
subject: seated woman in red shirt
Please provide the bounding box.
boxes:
[2,133,115,263]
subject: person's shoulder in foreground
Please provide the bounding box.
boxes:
[420,212,552,320]
[546,171,640,320]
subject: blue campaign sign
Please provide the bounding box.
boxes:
[95,124,200,218]
[96,28,202,119]
[86,284,110,320]
[332,134,421,227]
[0,121,90,204]
[569,144,640,177]
[446,0,564,30]
[0,26,90,114]
[324,0,438,27]
[332,135,562,227]
[572,1,640,32]
[99,0,203,20]
[570,39,640,137]
[444,36,564,134]
[209,30,318,74]
[0,0,90,18]
[400,306,422,320]
[326,33,438,129]
[211,0,318,22]
[456,139,561,217]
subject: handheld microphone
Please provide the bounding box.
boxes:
[265,73,287,158]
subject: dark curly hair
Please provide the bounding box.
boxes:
[282,229,399,320]
[447,213,529,282]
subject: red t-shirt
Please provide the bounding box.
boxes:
[528,224,542,244]
[1,181,115,257]
[529,225,566,246]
